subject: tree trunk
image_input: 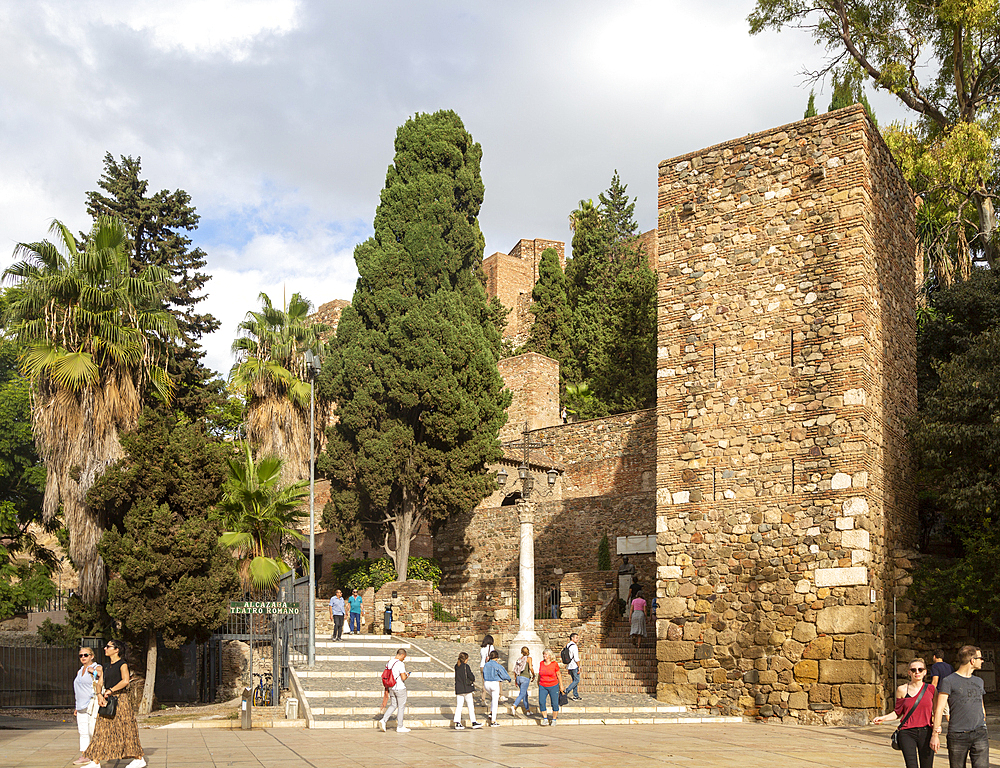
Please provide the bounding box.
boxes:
[390,489,419,582]
[931,242,955,289]
[975,191,998,271]
[138,628,157,715]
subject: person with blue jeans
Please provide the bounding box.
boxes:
[931,645,988,768]
[510,646,536,716]
[564,633,581,700]
[482,650,511,725]
[537,649,563,725]
[347,589,363,634]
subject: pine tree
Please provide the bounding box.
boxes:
[318,111,510,582]
[804,90,818,118]
[92,407,239,713]
[524,248,576,387]
[86,153,222,418]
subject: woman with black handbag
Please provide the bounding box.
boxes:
[873,657,936,768]
[81,639,145,768]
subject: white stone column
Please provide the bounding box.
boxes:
[508,500,545,669]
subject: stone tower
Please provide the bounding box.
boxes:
[653,105,917,723]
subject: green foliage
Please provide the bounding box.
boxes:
[910,270,1000,629]
[91,406,239,646]
[804,90,818,118]
[564,171,656,416]
[597,534,611,572]
[329,556,443,593]
[523,248,575,387]
[827,69,877,126]
[749,0,999,276]
[86,153,221,420]
[432,602,457,622]
[217,443,308,593]
[319,110,510,582]
[0,332,56,619]
[36,618,78,646]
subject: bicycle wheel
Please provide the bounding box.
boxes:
[253,687,264,706]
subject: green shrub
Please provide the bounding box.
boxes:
[597,534,611,571]
[432,602,457,622]
[36,618,78,646]
[329,556,443,593]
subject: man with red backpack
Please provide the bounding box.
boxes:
[379,649,410,732]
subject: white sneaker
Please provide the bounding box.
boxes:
[471,722,484,729]
[453,722,465,730]
[396,726,411,733]
[550,718,557,726]
[378,720,386,732]
[539,718,548,726]
[82,763,101,768]
[125,760,146,768]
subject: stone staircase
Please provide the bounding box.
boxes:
[582,622,658,695]
[290,634,738,729]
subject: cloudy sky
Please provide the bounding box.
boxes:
[0,0,912,376]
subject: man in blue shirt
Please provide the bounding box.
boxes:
[347,589,364,634]
[329,589,346,641]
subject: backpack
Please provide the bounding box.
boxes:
[561,644,573,665]
[381,661,398,689]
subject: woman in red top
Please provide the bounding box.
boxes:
[873,657,936,768]
[537,649,564,726]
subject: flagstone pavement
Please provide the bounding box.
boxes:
[8,719,1000,768]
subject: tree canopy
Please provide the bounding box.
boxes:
[94,406,239,713]
[749,0,999,282]
[522,247,576,388]
[319,110,510,581]
[2,216,176,602]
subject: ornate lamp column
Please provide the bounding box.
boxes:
[508,499,545,664]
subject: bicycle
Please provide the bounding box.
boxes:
[252,672,273,707]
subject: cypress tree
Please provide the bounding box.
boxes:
[524,248,576,387]
[318,110,510,582]
[804,90,818,118]
[86,154,222,418]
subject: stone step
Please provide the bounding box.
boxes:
[309,703,690,716]
[306,714,744,729]
[296,670,452,679]
[315,641,411,649]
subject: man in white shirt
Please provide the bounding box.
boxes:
[565,633,582,701]
[379,649,410,733]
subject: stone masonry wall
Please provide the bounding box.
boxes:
[497,352,561,441]
[436,410,656,594]
[654,106,916,724]
[483,238,565,345]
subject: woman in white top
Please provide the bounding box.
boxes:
[479,635,495,706]
[73,647,101,764]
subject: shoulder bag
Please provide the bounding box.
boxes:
[891,684,928,750]
[98,693,118,719]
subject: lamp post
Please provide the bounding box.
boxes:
[304,349,322,668]
[497,423,559,666]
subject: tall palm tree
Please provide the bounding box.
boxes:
[217,443,309,593]
[2,217,176,602]
[230,292,329,482]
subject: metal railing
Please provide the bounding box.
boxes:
[536,582,561,620]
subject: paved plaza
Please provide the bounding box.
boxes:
[7,720,999,768]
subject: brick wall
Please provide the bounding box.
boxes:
[483,238,565,344]
[653,106,917,724]
[497,353,561,441]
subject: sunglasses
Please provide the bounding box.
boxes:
[79,654,91,658]
[910,667,925,673]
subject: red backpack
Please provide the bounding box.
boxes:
[381,661,398,689]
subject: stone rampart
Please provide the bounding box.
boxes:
[654,105,917,723]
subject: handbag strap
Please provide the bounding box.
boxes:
[897,684,928,728]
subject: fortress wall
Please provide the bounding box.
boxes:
[653,105,916,723]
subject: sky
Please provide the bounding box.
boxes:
[0,0,914,377]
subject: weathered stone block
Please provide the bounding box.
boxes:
[657,641,696,662]
[794,659,818,683]
[802,636,833,659]
[758,670,778,685]
[815,567,867,587]
[819,660,877,684]
[845,634,876,660]
[787,691,809,710]
[841,529,870,549]
[792,622,817,643]
[657,682,698,705]
[817,605,870,634]
[809,683,832,703]
[839,684,878,708]
[658,597,686,616]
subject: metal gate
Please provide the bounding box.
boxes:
[201,572,309,704]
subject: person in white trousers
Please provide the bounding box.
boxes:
[482,650,512,725]
[452,652,484,729]
[379,649,410,733]
[73,647,100,765]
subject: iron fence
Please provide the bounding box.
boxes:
[536,581,561,620]
[0,644,80,708]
